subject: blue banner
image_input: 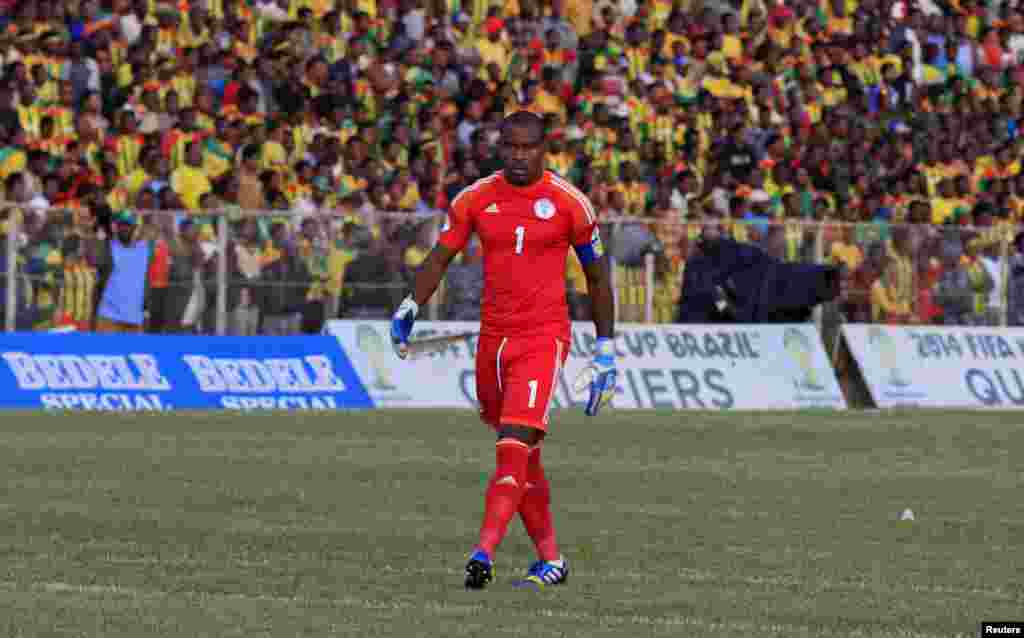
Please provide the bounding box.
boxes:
[0,334,373,411]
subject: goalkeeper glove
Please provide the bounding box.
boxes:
[390,296,418,359]
[574,337,618,416]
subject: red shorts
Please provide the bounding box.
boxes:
[476,335,569,432]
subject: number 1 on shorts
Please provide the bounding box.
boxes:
[527,379,538,408]
[514,226,525,254]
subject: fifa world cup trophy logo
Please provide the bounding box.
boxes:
[356,325,397,391]
[867,326,910,388]
[784,328,825,392]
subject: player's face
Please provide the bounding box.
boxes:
[500,124,546,187]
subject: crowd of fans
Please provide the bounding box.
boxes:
[1,0,1024,334]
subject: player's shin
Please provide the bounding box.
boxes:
[477,438,530,556]
[518,445,560,562]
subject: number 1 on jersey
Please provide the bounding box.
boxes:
[514,226,525,255]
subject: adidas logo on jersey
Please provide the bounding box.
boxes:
[484,203,499,214]
[495,476,519,487]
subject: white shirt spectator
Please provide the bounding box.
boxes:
[293,198,316,215]
[119,13,142,44]
[957,40,976,76]
[904,28,924,84]
[456,119,478,148]
[981,255,1003,310]
[710,186,731,215]
[669,190,697,217]
[1009,33,1024,65]
[402,9,426,41]
[904,0,943,16]
[257,1,289,22]
[27,194,50,211]
[62,57,100,92]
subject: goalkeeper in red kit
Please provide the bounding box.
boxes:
[390,111,617,590]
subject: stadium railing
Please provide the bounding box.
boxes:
[0,202,1018,334]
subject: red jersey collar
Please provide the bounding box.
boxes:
[497,170,551,197]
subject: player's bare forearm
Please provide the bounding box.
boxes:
[410,244,457,306]
[584,257,615,339]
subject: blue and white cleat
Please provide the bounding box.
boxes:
[514,557,569,589]
[464,549,494,590]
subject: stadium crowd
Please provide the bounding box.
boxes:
[1,0,1024,334]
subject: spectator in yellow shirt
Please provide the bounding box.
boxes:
[829,225,864,272]
[701,53,750,101]
[617,162,650,216]
[122,147,156,197]
[564,0,594,38]
[534,67,568,122]
[475,17,510,73]
[262,122,290,170]
[870,251,913,323]
[721,12,744,60]
[826,0,854,37]
[930,178,969,225]
[170,141,212,210]
[546,134,575,177]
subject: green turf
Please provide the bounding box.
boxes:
[0,409,1020,637]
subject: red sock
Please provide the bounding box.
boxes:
[477,438,530,557]
[518,446,560,561]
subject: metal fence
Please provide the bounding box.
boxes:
[2,203,1020,334]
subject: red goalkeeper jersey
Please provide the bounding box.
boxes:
[438,171,602,342]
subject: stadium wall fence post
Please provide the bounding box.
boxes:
[607,217,618,322]
[427,213,440,321]
[812,222,825,334]
[1000,230,1010,327]
[643,251,654,323]
[216,213,228,336]
[5,207,16,332]
[610,255,619,323]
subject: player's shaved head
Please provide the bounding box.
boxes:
[500,111,546,187]
[501,110,545,143]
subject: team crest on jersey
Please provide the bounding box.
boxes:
[534,198,556,220]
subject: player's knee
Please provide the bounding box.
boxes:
[497,425,544,446]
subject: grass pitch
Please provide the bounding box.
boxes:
[0,409,1020,637]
